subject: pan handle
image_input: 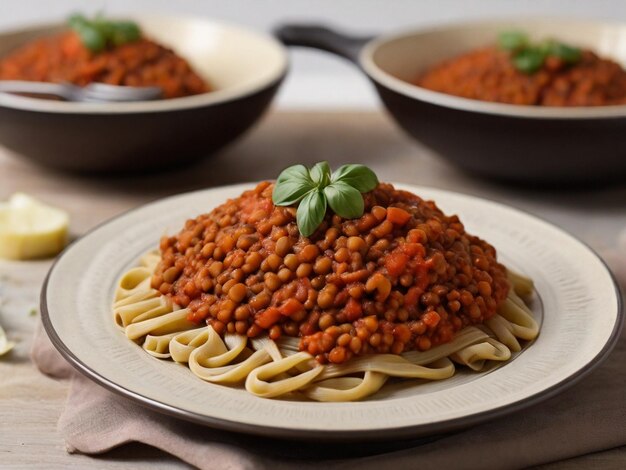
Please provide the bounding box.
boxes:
[273,24,373,64]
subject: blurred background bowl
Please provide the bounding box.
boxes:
[277,19,626,184]
[0,16,288,173]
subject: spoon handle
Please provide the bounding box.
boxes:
[0,80,69,99]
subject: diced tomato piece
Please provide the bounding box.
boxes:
[385,251,408,277]
[423,311,441,328]
[406,229,423,243]
[414,263,430,290]
[386,207,411,225]
[300,322,316,336]
[437,324,454,344]
[187,310,203,324]
[344,297,363,321]
[404,286,422,307]
[393,324,411,343]
[278,298,303,317]
[401,242,425,258]
[240,194,273,223]
[255,307,282,329]
[401,243,418,257]
[62,33,83,57]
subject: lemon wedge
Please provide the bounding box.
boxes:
[0,324,15,356]
[0,193,69,260]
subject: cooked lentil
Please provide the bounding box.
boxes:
[152,182,510,364]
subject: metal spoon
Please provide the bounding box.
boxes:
[0,80,162,102]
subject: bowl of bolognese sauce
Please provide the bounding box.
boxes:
[276,19,626,184]
[0,15,287,173]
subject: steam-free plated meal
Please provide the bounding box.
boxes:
[113,163,538,401]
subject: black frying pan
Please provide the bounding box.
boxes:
[276,21,626,185]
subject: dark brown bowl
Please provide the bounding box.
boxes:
[276,20,626,184]
[0,16,288,173]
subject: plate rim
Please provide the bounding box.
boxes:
[40,183,624,441]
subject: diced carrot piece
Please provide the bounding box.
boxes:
[343,297,363,321]
[386,207,411,225]
[255,307,281,329]
[278,298,303,317]
[385,251,408,277]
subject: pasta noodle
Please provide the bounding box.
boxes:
[113,257,539,401]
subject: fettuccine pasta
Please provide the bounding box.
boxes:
[113,252,538,401]
[112,179,540,401]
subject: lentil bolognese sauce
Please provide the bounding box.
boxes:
[113,163,539,401]
[417,31,626,106]
[0,14,209,99]
[152,181,510,364]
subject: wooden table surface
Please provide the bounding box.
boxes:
[1,111,625,469]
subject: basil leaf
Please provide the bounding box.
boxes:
[274,161,379,236]
[309,161,331,187]
[68,14,89,30]
[76,25,106,52]
[273,164,315,206]
[297,190,327,237]
[110,21,141,46]
[504,33,581,74]
[92,14,114,39]
[498,31,529,51]
[324,182,364,219]
[513,48,545,74]
[68,13,142,51]
[548,42,581,63]
[331,164,379,193]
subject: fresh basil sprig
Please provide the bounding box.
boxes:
[498,31,582,74]
[68,13,141,53]
[272,162,379,237]
[498,31,529,51]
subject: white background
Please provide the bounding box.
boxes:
[2,0,626,109]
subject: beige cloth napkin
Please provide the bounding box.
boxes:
[32,258,626,470]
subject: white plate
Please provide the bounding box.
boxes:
[41,184,623,440]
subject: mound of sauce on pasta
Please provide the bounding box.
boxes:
[152,182,510,364]
[0,31,209,99]
[417,46,626,106]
